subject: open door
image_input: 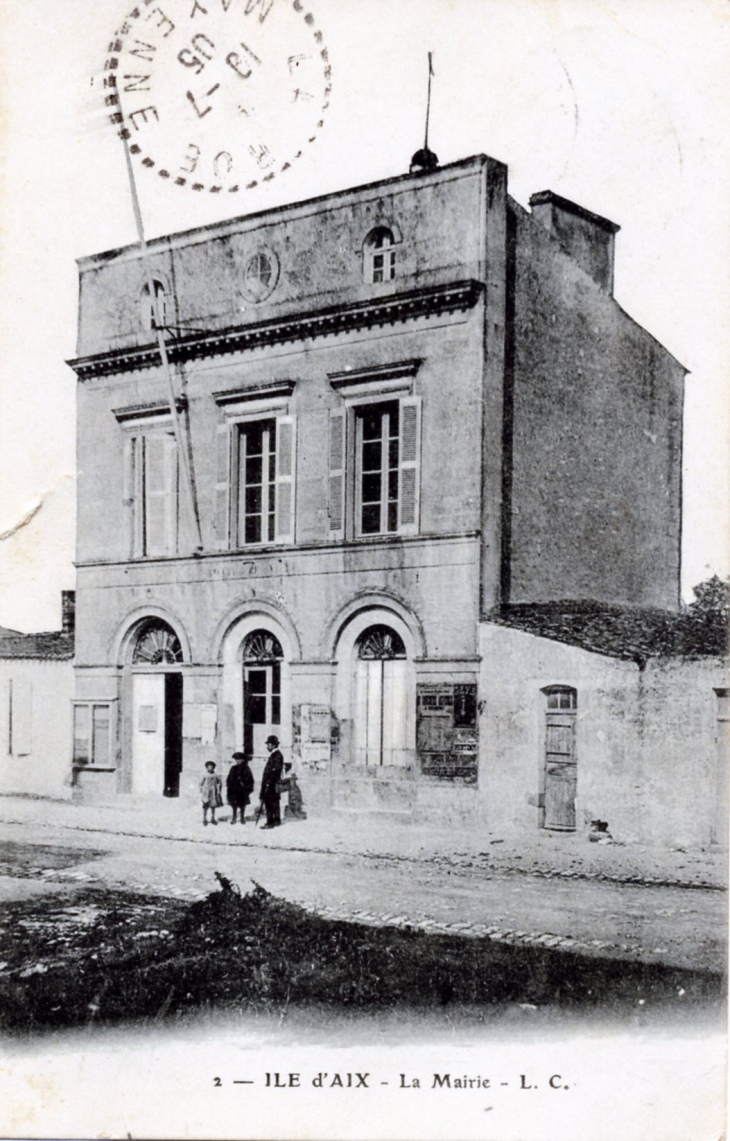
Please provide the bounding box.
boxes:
[164,673,183,797]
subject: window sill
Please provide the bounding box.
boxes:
[72,765,117,773]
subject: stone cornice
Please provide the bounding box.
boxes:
[67,280,484,381]
[328,358,422,390]
[213,380,296,405]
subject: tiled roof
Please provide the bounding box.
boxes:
[0,629,74,661]
[489,602,728,662]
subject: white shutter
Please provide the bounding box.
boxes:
[398,396,421,535]
[12,677,32,757]
[215,423,231,549]
[167,434,179,554]
[275,415,297,544]
[122,436,136,557]
[328,409,346,540]
[144,434,177,556]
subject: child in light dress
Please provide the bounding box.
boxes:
[199,760,223,826]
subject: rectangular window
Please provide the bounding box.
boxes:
[372,248,396,282]
[237,418,277,545]
[215,413,297,549]
[345,396,421,539]
[73,703,112,767]
[357,401,400,535]
[124,432,178,558]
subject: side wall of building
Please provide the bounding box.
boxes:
[503,203,684,610]
[0,660,74,798]
[479,624,725,848]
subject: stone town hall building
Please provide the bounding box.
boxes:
[66,151,711,838]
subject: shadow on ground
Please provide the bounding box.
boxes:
[0,877,724,1037]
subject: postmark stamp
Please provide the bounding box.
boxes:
[104,0,331,193]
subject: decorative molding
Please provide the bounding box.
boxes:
[328,359,422,391]
[112,398,186,422]
[67,280,483,381]
[213,380,296,406]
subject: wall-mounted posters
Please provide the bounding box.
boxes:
[417,682,478,782]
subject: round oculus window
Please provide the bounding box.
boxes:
[242,250,279,303]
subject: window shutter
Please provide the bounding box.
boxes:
[166,434,179,554]
[398,396,421,534]
[12,677,32,757]
[144,434,177,557]
[122,436,136,557]
[274,415,297,544]
[328,409,346,540]
[215,423,231,549]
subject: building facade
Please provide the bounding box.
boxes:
[0,593,76,799]
[68,153,687,823]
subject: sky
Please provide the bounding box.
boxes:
[0,0,728,631]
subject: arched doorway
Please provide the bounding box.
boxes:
[131,619,184,796]
[242,629,283,758]
[354,624,408,766]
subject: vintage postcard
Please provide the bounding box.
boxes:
[0,1,727,1139]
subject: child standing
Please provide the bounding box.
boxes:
[200,761,223,826]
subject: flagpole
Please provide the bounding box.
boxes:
[424,52,434,150]
[117,116,204,554]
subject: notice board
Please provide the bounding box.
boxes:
[416,682,478,783]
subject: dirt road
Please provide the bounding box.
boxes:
[0,815,725,973]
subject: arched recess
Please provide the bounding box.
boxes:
[333,602,419,769]
[322,590,426,662]
[361,223,402,284]
[113,603,192,668]
[113,607,191,799]
[215,602,300,758]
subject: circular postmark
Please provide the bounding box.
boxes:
[104,0,331,193]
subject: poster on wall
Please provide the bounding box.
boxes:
[417,683,478,782]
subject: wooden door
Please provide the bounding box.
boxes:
[132,674,165,795]
[354,657,408,767]
[543,689,577,831]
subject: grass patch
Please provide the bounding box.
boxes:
[0,877,723,1036]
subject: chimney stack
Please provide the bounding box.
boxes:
[529,191,620,293]
[61,590,76,635]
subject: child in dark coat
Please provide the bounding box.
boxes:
[226,751,255,824]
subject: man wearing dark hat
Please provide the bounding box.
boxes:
[226,751,255,824]
[259,735,284,829]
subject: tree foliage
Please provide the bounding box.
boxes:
[686,575,730,622]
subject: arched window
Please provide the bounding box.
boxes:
[355,624,408,766]
[242,629,284,751]
[242,629,284,664]
[364,227,397,284]
[357,624,406,659]
[132,619,183,664]
[141,279,167,331]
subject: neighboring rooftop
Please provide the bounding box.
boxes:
[0,630,75,662]
[489,602,728,662]
[0,592,75,662]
